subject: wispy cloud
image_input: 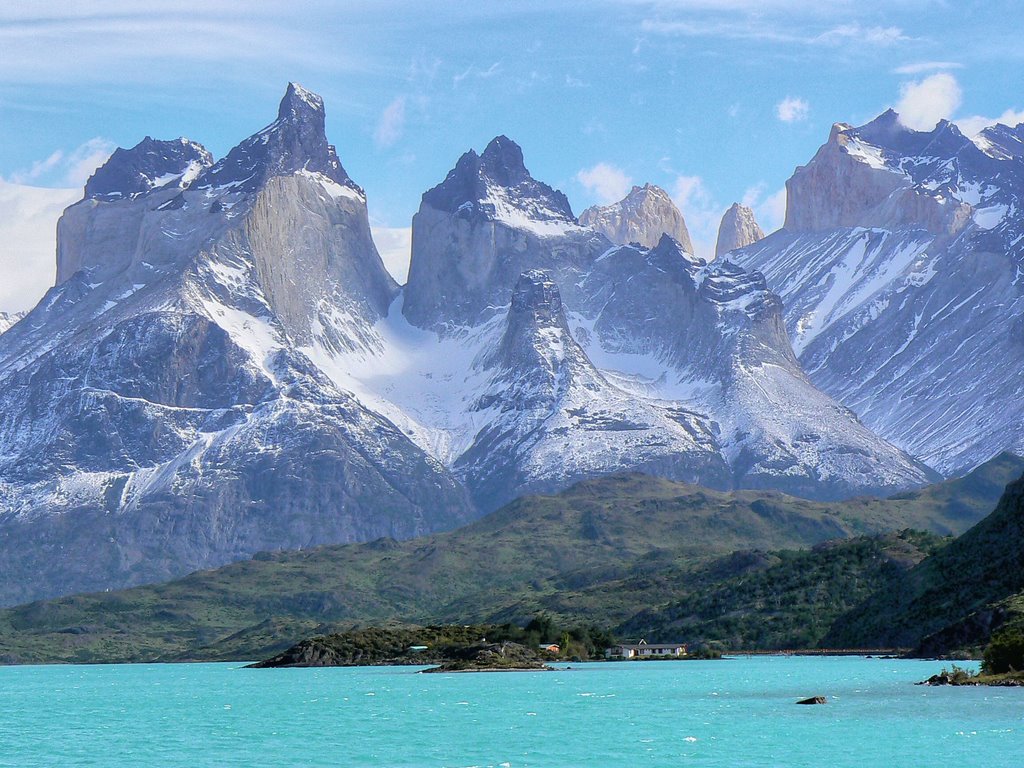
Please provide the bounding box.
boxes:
[639,17,909,48]
[893,60,963,75]
[0,3,375,86]
[7,137,115,187]
[374,96,407,148]
[813,23,907,46]
[577,163,633,205]
[670,174,723,259]
[453,62,502,87]
[896,72,962,131]
[776,96,810,123]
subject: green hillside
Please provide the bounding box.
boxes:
[0,456,1019,665]
[616,530,945,650]
[824,469,1024,654]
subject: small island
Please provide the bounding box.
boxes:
[247,620,608,670]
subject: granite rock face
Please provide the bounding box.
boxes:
[0,84,473,607]
[784,111,973,236]
[580,184,694,253]
[402,136,607,330]
[731,110,1024,474]
[715,203,765,258]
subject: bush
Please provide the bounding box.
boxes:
[982,627,1024,675]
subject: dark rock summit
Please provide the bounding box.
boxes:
[84,136,212,202]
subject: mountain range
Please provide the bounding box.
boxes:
[1,84,1023,605]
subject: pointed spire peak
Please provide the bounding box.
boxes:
[278,82,325,121]
[480,135,529,186]
[482,134,524,161]
[716,203,765,258]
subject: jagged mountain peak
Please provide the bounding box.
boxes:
[785,109,980,235]
[278,82,325,121]
[850,109,971,159]
[976,122,1024,160]
[193,82,358,197]
[84,136,212,202]
[404,139,602,329]
[715,203,765,258]
[420,136,574,221]
[479,135,531,186]
[580,183,694,252]
[492,269,580,375]
[648,232,705,273]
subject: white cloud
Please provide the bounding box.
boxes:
[576,163,633,205]
[371,226,412,284]
[776,96,809,123]
[896,72,962,131]
[893,61,963,75]
[740,183,787,235]
[956,109,1024,138]
[374,96,407,148]
[0,178,78,313]
[669,174,722,259]
[9,137,115,188]
[62,138,117,188]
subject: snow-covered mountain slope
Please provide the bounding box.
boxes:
[361,139,934,508]
[716,203,765,258]
[452,270,729,508]
[0,312,23,335]
[579,183,694,252]
[731,111,1024,473]
[0,84,473,607]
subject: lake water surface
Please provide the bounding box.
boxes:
[1,656,1020,767]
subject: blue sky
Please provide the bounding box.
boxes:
[1,0,1023,308]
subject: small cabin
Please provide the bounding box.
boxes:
[605,639,687,659]
[538,643,560,654]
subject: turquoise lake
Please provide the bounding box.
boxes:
[1,656,1021,767]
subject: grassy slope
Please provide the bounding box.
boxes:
[824,469,1024,653]
[615,530,946,650]
[0,455,1020,664]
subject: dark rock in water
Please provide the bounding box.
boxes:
[796,696,827,704]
